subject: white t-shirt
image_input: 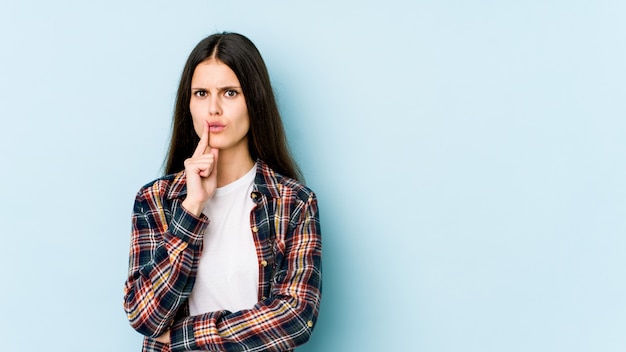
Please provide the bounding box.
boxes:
[188,163,259,315]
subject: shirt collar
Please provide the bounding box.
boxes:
[253,159,281,199]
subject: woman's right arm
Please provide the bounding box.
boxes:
[123,182,209,338]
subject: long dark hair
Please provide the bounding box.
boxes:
[164,32,302,181]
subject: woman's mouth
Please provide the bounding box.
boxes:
[208,121,225,132]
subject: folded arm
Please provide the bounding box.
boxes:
[169,193,322,351]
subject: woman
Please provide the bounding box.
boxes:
[124,32,322,352]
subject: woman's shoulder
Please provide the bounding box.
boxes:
[256,160,315,202]
[135,171,187,201]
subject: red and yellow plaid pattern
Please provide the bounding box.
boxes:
[124,160,322,351]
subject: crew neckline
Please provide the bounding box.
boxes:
[212,162,257,198]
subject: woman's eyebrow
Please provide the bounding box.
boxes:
[217,85,242,90]
[191,86,241,90]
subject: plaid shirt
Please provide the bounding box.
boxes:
[124,160,322,352]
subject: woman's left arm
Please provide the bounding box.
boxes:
[168,193,322,352]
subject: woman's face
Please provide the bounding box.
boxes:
[189,58,250,155]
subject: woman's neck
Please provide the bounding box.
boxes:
[216,148,255,187]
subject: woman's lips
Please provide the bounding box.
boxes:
[208,121,225,132]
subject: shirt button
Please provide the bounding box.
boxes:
[252,226,258,233]
[250,191,262,203]
[307,320,314,328]
[260,260,268,267]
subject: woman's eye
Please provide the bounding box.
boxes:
[225,90,238,97]
[194,90,207,98]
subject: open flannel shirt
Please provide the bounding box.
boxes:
[124,160,322,352]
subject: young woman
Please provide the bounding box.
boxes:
[123,32,322,352]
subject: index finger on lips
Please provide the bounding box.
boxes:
[192,120,210,157]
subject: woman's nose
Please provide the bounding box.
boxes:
[208,96,221,115]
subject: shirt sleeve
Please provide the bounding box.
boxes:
[168,193,322,352]
[124,183,209,338]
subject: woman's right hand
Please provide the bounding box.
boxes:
[181,120,219,216]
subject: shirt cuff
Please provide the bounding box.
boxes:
[167,202,209,249]
[170,311,230,352]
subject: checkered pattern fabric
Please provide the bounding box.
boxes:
[124,160,322,351]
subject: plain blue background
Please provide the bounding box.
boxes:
[1,1,625,351]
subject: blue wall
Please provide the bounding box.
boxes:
[1,1,625,351]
